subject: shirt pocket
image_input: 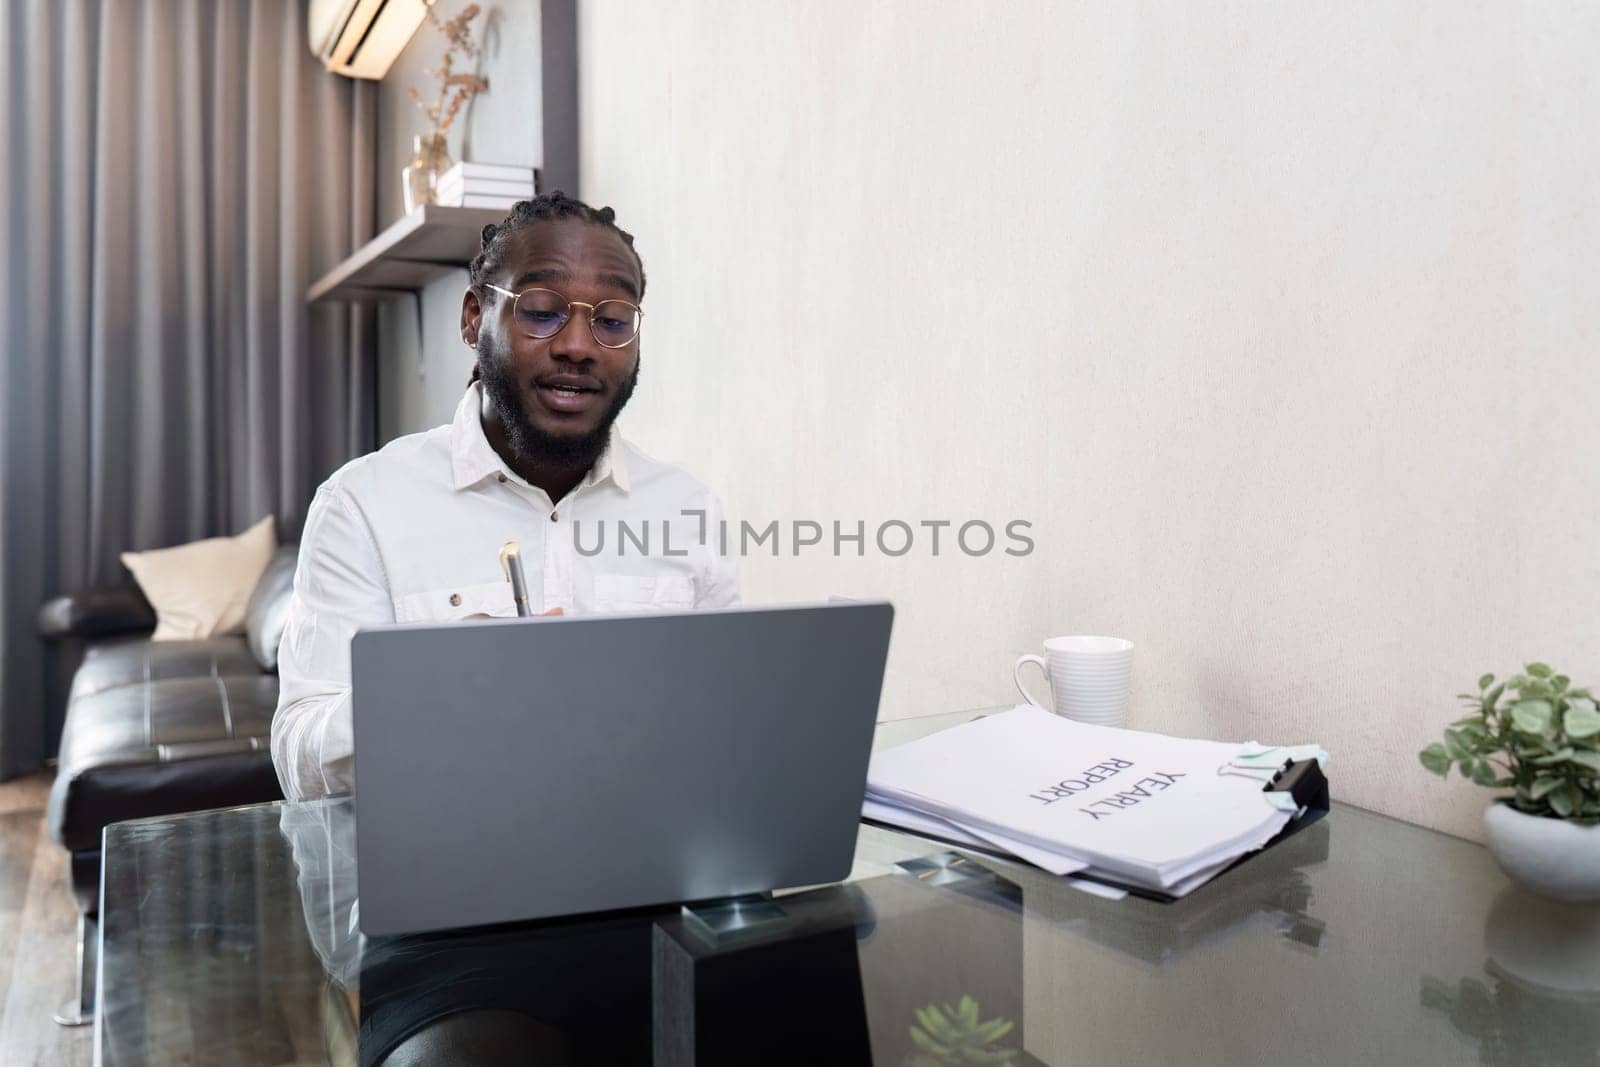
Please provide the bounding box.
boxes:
[395,580,520,623]
[593,574,696,613]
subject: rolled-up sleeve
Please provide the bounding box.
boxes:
[271,483,393,800]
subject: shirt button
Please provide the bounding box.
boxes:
[449,594,462,607]
[550,510,559,522]
[497,473,508,483]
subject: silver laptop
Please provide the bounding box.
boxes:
[350,601,894,935]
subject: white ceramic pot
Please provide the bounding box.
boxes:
[1482,802,1600,903]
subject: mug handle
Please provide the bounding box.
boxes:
[1013,654,1052,709]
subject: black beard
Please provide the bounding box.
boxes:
[476,345,640,471]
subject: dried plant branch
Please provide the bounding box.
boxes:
[407,2,488,139]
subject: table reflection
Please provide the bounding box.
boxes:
[278,797,881,1065]
[273,786,1342,1066]
[1020,817,1331,968]
[1420,886,1600,1066]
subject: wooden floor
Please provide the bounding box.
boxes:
[0,772,92,1066]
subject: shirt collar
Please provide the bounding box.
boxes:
[585,425,631,493]
[450,382,630,494]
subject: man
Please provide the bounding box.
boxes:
[271,193,738,801]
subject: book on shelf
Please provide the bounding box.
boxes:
[438,176,536,194]
[434,188,534,210]
[437,161,537,186]
[435,178,536,201]
[449,194,528,210]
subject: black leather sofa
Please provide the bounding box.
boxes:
[36,545,297,1024]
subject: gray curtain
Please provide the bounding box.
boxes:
[0,0,378,778]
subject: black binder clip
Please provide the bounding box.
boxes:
[1263,758,1330,815]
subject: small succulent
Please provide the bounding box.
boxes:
[907,995,1017,1066]
[1419,664,1600,823]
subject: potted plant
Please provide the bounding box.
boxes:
[1419,663,1600,901]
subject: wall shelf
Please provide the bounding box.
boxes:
[306,205,509,304]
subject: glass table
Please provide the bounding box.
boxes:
[96,709,1600,1065]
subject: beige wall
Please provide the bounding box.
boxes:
[577,1,1600,841]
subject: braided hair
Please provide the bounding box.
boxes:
[467,191,645,384]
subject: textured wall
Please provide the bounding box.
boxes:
[576,1,1600,841]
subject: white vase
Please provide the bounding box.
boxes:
[1482,801,1600,903]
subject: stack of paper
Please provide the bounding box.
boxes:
[865,706,1316,898]
[435,162,537,209]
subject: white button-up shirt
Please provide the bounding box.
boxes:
[271,383,739,800]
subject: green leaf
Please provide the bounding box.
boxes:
[910,1026,953,1057]
[1533,747,1575,765]
[1479,673,1495,690]
[975,1018,1016,1044]
[917,1006,956,1041]
[1564,704,1600,740]
[1470,761,1499,787]
[1554,675,1571,692]
[1568,751,1600,774]
[1511,700,1553,734]
[1419,744,1451,776]
[1484,683,1506,710]
[1444,729,1472,760]
[1550,790,1575,817]
[1527,663,1553,679]
[958,995,978,1029]
[1530,776,1564,799]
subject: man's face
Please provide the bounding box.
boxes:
[463,218,643,468]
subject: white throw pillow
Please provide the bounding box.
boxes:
[120,516,278,641]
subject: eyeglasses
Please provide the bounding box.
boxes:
[484,285,644,349]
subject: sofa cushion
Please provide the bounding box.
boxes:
[120,515,277,640]
[68,635,261,702]
[246,544,298,671]
[47,672,282,852]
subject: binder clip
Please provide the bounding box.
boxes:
[1262,758,1330,816]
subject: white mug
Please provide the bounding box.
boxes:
[1013,635,1134,727]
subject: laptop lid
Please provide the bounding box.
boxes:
[351,601,894,935]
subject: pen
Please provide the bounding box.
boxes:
[498,540,532,616]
